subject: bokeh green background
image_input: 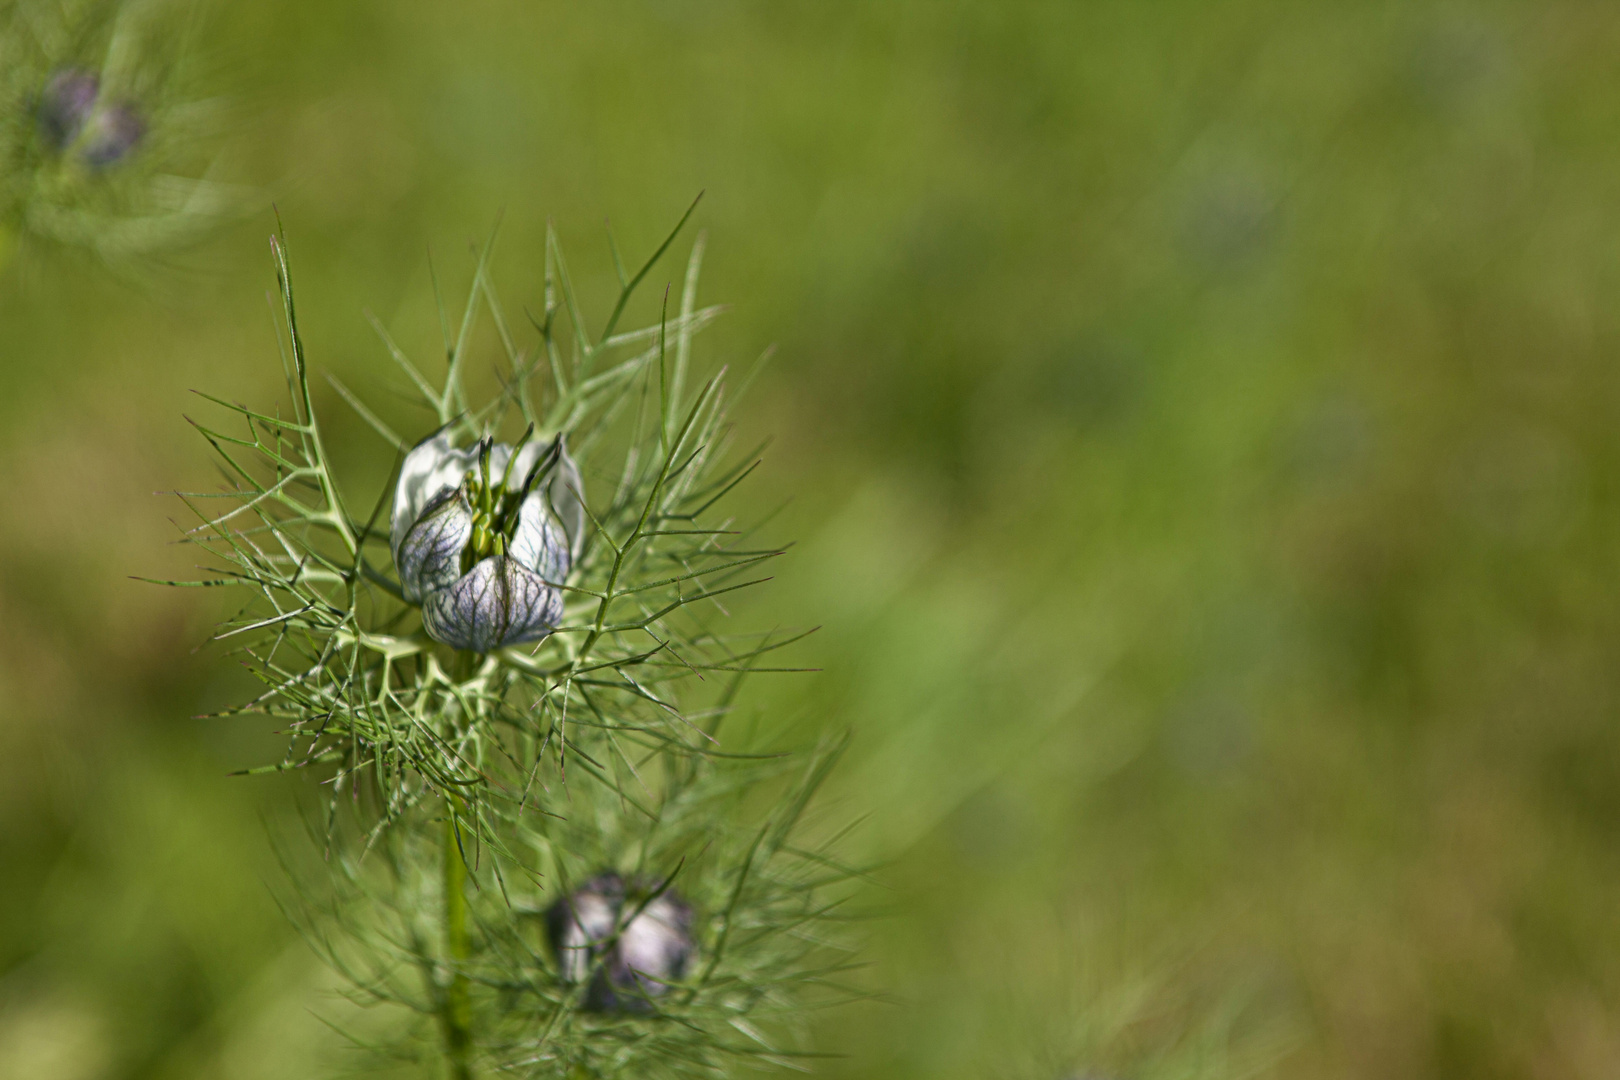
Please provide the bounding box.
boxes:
[6,1,1620,1077]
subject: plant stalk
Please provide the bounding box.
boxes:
[441,797,473,1080]
[441,650,477,1080]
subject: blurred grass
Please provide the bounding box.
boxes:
[6,1,1620,1077]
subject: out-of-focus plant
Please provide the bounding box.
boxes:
[982,933,1296,1080]
[152,206,862,1078]
[0,0,239,272]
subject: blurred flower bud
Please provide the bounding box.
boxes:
[390,430,583,653]
[546,873,695,1013]
[81,103,145,168]
[37,68,99,150]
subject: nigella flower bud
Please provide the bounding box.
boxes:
[546,873,695,1013]
[80,103,145,168]
[37,69,99,151]
[390,429,583,652]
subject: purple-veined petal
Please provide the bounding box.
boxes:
[420,555,564,653]
[510,436,586,561]
[510,500,571,584]
[391,432,479,561]
[396,489,473,603]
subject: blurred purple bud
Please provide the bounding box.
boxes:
[81,105,145,168]
[546,873,695,1013]
[37,69,100,150]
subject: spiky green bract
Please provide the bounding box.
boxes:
[162,207,862,1077]
[0,0,239,271]
[297,731,860,1078]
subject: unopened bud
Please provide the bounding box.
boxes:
[546,873,695,1013]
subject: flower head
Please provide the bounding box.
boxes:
[390,429,583,652]
[546,873,695,1012]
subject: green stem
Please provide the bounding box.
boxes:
[441,797,473,1080]
[440,650,477,1080]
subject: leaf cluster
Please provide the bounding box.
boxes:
[161,207,864,1077]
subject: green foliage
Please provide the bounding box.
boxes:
[164,212,860,1076]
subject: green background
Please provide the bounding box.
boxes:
[5,2,1620,1077]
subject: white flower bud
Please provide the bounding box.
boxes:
[390,430,582,652]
